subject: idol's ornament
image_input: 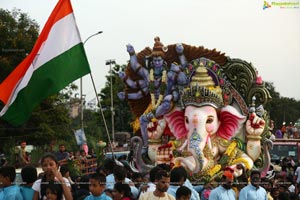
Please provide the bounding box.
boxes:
[118,37,272,182]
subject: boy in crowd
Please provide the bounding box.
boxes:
[20,165,37,200]
[0,165,23,200]
[175,186,191,200]
[84,173,112,200]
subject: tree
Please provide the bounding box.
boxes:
[0,8,39,81]
[265,82,300,130]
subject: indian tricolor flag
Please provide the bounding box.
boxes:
[0,0,90,126]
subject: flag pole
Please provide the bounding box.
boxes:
[89,72,116,158]
[81,31,103,132]
[82,31,116,158]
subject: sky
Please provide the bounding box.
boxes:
[1,0,300,103]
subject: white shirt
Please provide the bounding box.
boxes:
[32,177,71,200]
[139,191,175,200]
[295,166,300,183]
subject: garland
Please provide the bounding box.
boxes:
[224,140,237,155]
[149,68,167,109]
[231,158,251,170]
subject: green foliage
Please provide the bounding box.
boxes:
[0,8,39,80]
[30,146,44,165]
[265,82,300,129]
[67,159,82,177]
[2,139,18,165]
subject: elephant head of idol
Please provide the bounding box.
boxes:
[172,62,246,174]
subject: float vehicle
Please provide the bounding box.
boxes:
[118,37,273,182]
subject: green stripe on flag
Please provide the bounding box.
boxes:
[2,43,90,126]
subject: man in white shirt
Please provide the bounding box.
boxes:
[139,170,175,200]
[239,170,267,200]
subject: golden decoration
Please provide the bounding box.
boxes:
[231,157,251,170]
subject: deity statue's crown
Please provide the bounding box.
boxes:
[181,63,224,108]
[152,37,168,58]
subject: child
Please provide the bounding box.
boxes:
[112,182,133,200]
[84,173,112,200]
[20,165,37,200]
[32,153,72,200]
[175,186,191,200]
[59,164,74,185]
[0,165,23,199]
[45,181,63,200]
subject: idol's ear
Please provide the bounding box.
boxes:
[217,105,246,140]
[164,108,188,139]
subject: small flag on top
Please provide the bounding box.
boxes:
[0,0,91,126]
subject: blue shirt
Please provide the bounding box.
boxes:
[0,185,23,200]
[55,151,69,161]
[167,185,178,198]
[20,186,34,200]
[184,179,201,200]
[105,174,138,199]
[208,185,236,200]
[84,192,112,200]
[239,184,267,200]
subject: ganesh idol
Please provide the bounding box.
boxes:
[118,37,272,180]
[164,63,268,180]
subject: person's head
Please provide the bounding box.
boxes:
[156,163,171,172]
[20,141,27,149]
[261,178,272,192]
[170,166,187,186]
[250,170,261,188]
[45,181,63,200]
[96,165,107,176]
[89,173,106,197]
[0,165,15,187]
[271,187,280,199]
[59,164,69,178]
[176,186,191,200]
[221,168,234,190]
[155,170,170,193]
[80,150,86,156]
[113,165,127,182]
[21,165,37,185]
[40,153,58,180]
[149,166,163,182]
[151,37,166,68]
[131,172,143,189]
[278,184,288,193]
[104,158,116,174]
[58,144,66,152]
[112,182,132,200]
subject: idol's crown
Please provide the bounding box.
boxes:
[181,64,224,108]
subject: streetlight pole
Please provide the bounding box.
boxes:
[80,31,103,131]
[105,59,116,144]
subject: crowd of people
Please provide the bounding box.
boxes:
[2,136,300,200]
[271,122,300,140]
[1,148,300,200]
